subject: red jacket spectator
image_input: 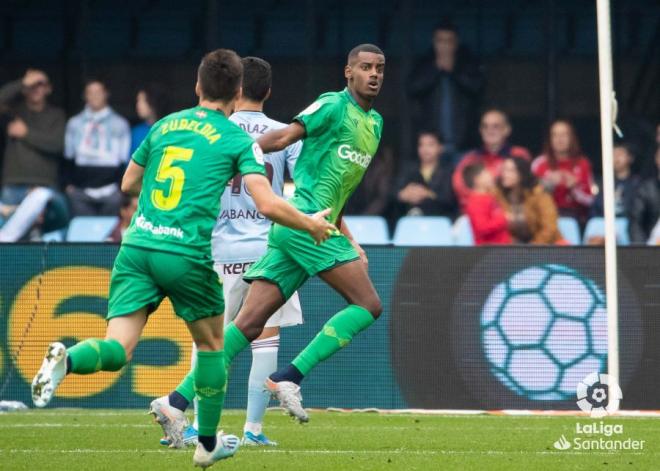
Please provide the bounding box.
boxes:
[532,156,594,216]
[453,144,531,207]
[452,109,531,207]
[532,120,594,221]
[465,192,512,245]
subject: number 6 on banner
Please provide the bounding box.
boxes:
[151,146,193,211]
[8,267,121,398]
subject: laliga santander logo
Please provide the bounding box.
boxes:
[551,373,642,452]
[576,372,622,418]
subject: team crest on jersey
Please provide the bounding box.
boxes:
[299,101,322,116]
[195,110,207,119]
[252,143,265,165]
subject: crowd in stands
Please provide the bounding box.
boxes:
[0,70,166,242]
[353,21,659,246]
[0,21,657,245]
[377,109,659,246]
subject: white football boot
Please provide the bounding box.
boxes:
[193,431,240,468]
[149,395,189,449]
[265,378,309,423]
[31,342,67,408]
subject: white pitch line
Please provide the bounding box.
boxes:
[8,410,660,420]
[0,449,650,456]
[0,423,153,428]
[0,423,553,431]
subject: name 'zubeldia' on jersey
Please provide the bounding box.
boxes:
[159,118,222,144]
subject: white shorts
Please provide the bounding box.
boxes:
[214,262,303,328]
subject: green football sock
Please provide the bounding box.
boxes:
[175,370,196,403]
[176,347,234,404]
[224,321,250,364]
[194,349,227,437]
[67,338,127,374]
[292,305,375,376]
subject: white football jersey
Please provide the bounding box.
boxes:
[211,111,301,263]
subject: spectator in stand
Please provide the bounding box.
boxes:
[453,109,531,207]
[344,145,394,218]
[498,157,563,245]
[463,162,511,245]
[0,69,65,220]
[0,70,67,242]
[64,80,130,216]
[107,194,138,242]
[591,142,639,218]
[532,119,594,223]
[130,83,170,153]
[407,20,484,154]
[630,146,660,244]
[395,131,457,219]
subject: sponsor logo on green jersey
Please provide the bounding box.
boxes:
[135,215,184,239]
[337,144,373,168]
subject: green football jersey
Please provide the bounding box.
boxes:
[122,106,266,259]
[291,88,383,223]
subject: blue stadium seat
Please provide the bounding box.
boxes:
[42,230,65,243]
[66,217,118,242]
[452,215,474,246]
[582,217,630,245]
[558,217,581,245]
[392,216,452,246]
[342,216,389,245]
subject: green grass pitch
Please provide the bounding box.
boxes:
[0,409,658,470]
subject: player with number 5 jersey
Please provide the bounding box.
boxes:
[155,56,305,449]
[30,49,336,470]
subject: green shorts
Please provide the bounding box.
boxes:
[243,223,360,300]
[108,245,224,323]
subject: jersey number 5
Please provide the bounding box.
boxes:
[151,146,193,211]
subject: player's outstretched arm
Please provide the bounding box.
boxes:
[121,160,144,196]
[244,173,336,244]
[257,122,306,153]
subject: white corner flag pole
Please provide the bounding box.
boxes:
[596,0,620,389]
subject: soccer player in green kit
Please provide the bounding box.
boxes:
[30,49,335,468]
[217,43,385,423]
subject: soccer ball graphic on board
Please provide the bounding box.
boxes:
[480,264,607,401]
